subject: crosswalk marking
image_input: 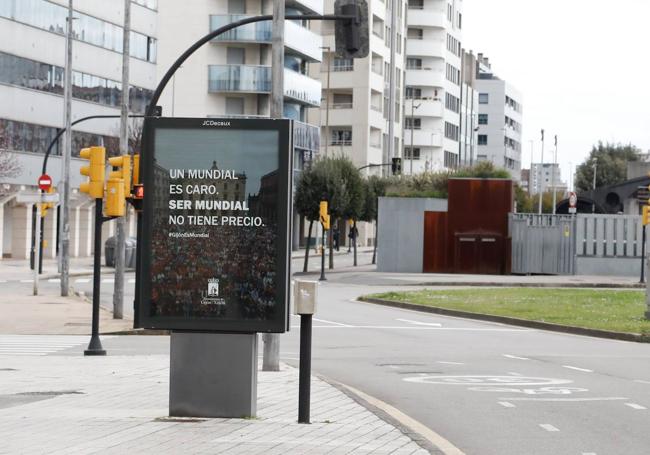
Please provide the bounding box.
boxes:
[0,335,97,356]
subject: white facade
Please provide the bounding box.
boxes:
[0,0,158,258]
[475,54,523,180]
[308,0,406,174]
[531,162,567,195]
[404,0,463,173]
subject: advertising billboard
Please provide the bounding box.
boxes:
[137,118,292,332]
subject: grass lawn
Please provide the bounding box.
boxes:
[366,288,650,336]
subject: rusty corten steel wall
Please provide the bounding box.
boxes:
[423,178,513,274]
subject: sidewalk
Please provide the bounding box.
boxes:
[0,355,433,454]
[291,246,374,260]
[0,257,116,281]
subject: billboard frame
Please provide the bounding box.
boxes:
[137,117,293,333]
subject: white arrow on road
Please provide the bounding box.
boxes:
[396,318,442,327]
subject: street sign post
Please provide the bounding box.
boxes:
[568,192,577,214]
[138,117,293,417]
[38,174,52,192]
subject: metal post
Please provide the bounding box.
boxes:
[387,0,397,170]
[263,0,285,373]
[552,135,558,215]
[60,0,74,297]
[641,225,646,283]
[319,228,326,281]
[646,243,650,319]
[529,140,534,196]
[113,0,131,320]
[85,199,106,356]
[538,129,545,214]
[298,313,312,423]
[322,46,331,157]
[33,201,41,296]
[592,162,597,214]
[409,102,419,175]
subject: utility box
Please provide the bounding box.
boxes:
[293,281,318,315]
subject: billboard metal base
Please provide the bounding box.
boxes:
[169,332,258,418]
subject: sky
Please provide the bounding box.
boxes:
[462,0,650,188]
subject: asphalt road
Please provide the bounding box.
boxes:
[5,254,650,454]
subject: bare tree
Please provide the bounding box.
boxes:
[0,136,22,180]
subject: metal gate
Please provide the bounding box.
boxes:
[510,214,576,275]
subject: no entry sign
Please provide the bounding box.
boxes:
[38,174,52,191]
[137,118,293,333]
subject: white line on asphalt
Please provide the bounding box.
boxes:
[563,365,594,373]
[396,318,442,327]
[102,279,114,283]
[0,280,7,283]
[582,452,597,455]
[20,280,33,283]
[437,361,465,365]
[503,397,627,402]
[312,317,352,327]
[633,379,650,384]
[498,402,516,408]
[625,403,647,410]
[508,372,523,376]
[74,278,90,283]
[503,354,530,360]
[47,278,60,283]
[128,279,135,283]
[539,424,560,432]
[291,326,528,331]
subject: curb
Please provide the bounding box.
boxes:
[385,281,645,289]
[320,374,464,455]
[358,297,650,343]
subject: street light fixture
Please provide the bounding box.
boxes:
[409,101,421,175]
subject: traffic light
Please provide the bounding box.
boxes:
[320,201,330,230]
[79,146,106,199]
[108,154,132,198]
[41,187,56,218]
[105,154,130,217]
[132,154,140,188]
[644,206,650,226]
[391,157,402,175]
[334,0,369,59]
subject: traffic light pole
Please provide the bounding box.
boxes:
[85,197,108,356]
[33,200,41,296]
[641,225,646,284]
[319,227,326,281]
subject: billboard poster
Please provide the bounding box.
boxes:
[137,118,292,332]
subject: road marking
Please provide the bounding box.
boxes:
[539,424,559,432]
[633,379,650,384]
[128,279,136,283]
[74,278,90,283]
[562,365,593,373]
[404,375,572,386]
[48,278,60,283]
[312,317,351,327]
[396,318,442,327]
[437,361,465,365]
[503,354,529,360]
[293,326,527,331]
[0,335,97,356]
[504,397,626,402]
[498,401,516,408]
[625,403,647,410]
[20,279,33,283]
[508,372,522,376]
[582,452,597,455]
[102,278,114,283]
[0,280,7,283]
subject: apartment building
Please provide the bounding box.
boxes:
[0,0,158,259]
[475,53,523,180]
[403,0,463,173]
[531,162,567,195]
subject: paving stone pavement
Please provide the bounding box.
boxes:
[0,355,430,454]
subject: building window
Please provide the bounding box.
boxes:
[405,118,421,130]
[408,0,423,9]
[228,0,246,13]
[406,58,422,70]
[372,15,384,38]
[446,34,461,57]
[445,63,460,85]
[405,87,422,99]
[444,151,458,168]
[332,93,353,109]
[445,122,459,141]
[404,147,420,160]
[226,47,245,64]
[478,114,488,125]
[445,93,460,113]
[478,134,488,145]
[225,97,245,115]
[407,28,423,39]
[333,58,353,72]
[330,129,352,146]
[479,93,489,104]
[0,0,157,63]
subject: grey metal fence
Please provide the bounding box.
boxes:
[510,214,576,275]
[511,213,645,276]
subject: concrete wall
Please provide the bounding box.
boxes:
[377,197,447,273]
[576,257,641,278]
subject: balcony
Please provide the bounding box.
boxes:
[294,120,320,153]
[286,0,323,15]
[406,39,445,58]
[404,129,444,147]
[405,68,445,88]
[407,8,445,28]
[208,65,271,93]
[208,65,321,107]
[283,68,321,106]
[405,98,443,117]
[210,16,322,62]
